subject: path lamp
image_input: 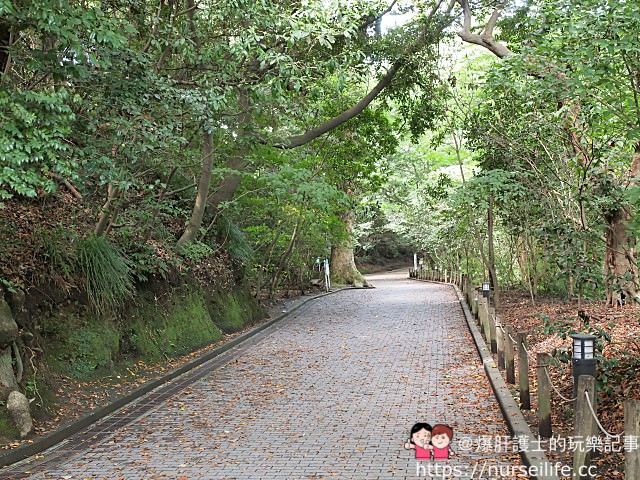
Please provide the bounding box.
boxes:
[570,333,597,398]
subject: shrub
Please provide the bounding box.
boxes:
[77,235,135,313]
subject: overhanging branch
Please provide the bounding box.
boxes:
[274,0,456,149]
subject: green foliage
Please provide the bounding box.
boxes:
[179,241,214,263]
[125,242,171,283]
[214,216,254,268]
[77,235,135,314]
[24,375,41,406]
[0,89,75,199]
[541,314,623,394]
[39,227,78,282]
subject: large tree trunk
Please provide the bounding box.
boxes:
[604,208,640,305]
[177,131,214,249]
[604,145,640,305]
[330,211,369,287]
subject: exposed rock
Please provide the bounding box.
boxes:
[0,299,18,348]
[7,390,32,438]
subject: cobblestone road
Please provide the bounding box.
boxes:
[6,271,522,479]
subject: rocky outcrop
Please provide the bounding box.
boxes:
[0,294,33,439]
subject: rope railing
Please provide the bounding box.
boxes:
[543,366,577,403]
[584,389,622,439]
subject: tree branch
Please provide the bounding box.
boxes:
[362,0,400,32]
[274,0,456,149]
[457,0,512,59]
[275,61,401,149]
[482,4,504,38]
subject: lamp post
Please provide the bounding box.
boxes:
[482,281,491,305]
[570,333,597,398]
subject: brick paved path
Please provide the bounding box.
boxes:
[7,271,523,479]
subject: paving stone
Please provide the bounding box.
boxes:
[2,272,523,479]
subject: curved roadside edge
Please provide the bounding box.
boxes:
[410,277,559,480]
[0,286,364,470]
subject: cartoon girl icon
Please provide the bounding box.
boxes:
[431,424,454,460]
[404,422,433,460]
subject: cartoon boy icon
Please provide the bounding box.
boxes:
[431,424,454,460]
[404,422,433,460]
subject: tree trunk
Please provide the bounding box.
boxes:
[177,131,214,249]
[207,154,249,209]
[0,22,13,77]
[604,145,640,305]
[208,90,250,210]
[517,234,536,305]
[330,211,369,287]
[94,183,118,236]
[268,218,301,298]
[487,194,500,307]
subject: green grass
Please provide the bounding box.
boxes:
[77,235,135,314]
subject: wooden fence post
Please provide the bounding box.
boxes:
[471,292,478,318]
[517,332,531,409]
[488,308,497,353]
[505,325,515,384]
[479,297,488,338]
[483,301,491,339]
[626,400,640,479]
[573,375,597,479]
[537,352,552,438]
[496,319,505,369]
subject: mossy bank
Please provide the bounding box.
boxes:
[0,283,265,445]
[44,285,264,379]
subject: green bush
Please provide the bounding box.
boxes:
[77,235,135,314]
[39,227,78,281]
